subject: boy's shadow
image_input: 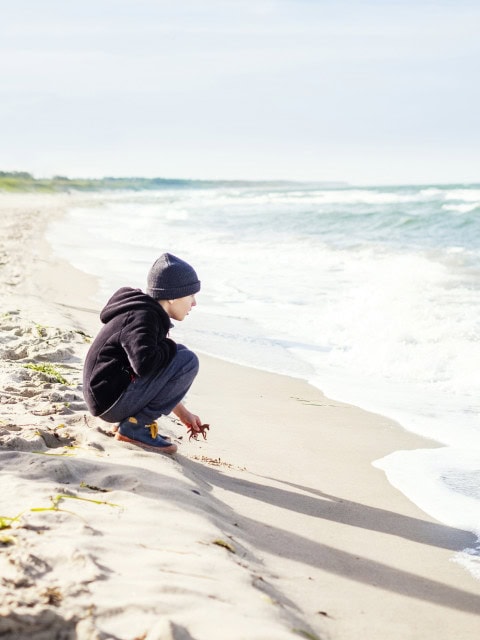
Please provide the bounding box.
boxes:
[180,456,480,615]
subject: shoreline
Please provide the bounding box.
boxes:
[1,192,479,639]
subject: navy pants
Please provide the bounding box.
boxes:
[100,345,199,424]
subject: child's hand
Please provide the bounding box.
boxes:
[172,403,209,441]
[183,410,203,433]
[173,403,202,433]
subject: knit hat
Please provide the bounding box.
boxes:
[146,253,201,300]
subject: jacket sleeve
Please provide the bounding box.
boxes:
[119,308,177,377]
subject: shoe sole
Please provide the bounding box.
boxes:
[115,432,177,455]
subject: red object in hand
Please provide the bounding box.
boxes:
[187,424,210,441]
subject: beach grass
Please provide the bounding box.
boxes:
[23,362,69,385]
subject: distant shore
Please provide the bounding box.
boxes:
[0,170,348,193]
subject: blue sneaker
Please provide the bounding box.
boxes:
[115,417,177,454]
[111,423,171,440]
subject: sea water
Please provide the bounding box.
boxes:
[46,183,480,576]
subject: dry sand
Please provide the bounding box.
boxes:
[0,192,479,640]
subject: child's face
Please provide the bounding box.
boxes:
[163,294,197,321]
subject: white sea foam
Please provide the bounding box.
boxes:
[444,188,480,202]
[442,202,480,213]
[374,448,480,534]
[373,448,480,579]
[219,189,425,206]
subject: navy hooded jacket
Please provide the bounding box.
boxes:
[83,287,177,416]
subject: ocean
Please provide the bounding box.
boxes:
[46,182,480,577]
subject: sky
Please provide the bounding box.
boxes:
[1,0,479,185]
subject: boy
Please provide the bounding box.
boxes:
[83,253,203,454]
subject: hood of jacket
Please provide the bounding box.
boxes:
[100,287,171,328]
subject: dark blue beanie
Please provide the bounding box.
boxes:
[146,253,201,300]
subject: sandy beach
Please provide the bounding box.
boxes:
[1,192,479,640]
